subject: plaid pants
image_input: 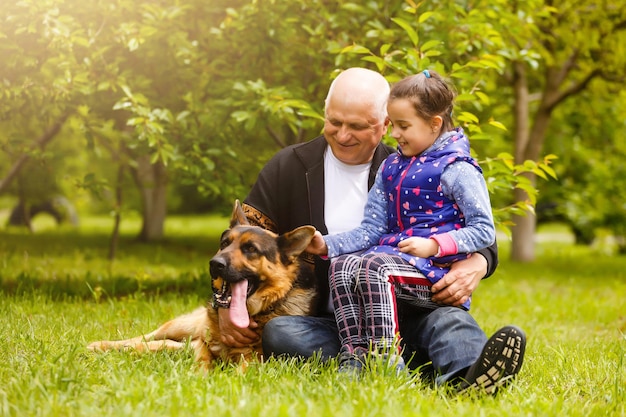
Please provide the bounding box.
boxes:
[330,251,440,355]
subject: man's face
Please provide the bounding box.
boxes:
[323,95,388,166]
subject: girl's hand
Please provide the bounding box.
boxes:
[306,230,328,256]
[397,236,439,258]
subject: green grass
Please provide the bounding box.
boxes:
[0,212,228,299]
[0,216,625,416]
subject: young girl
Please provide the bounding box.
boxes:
[307,70,496,373]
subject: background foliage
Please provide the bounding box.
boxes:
[1,2,625,413]
[1,0,625,256]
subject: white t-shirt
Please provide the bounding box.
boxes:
[324,147,371,234]
[323,146,371,311]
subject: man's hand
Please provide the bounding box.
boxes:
[306,230,328,256]
[217,307,259,347]
[398,237,438,258]
[431,254,488,307]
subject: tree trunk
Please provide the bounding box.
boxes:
[512,186,537,262]
[510,61,536,262]
[131,155,168,242]
[16,175,33,232]
[108,164,125,261]
[511,61,557,262]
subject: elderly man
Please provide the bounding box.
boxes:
[217,67,525,394]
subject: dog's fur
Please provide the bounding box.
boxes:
[87,200,318,367]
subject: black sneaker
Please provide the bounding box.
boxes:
[371,352,406,376]
[337,348,366,378]
[457,325,526,395]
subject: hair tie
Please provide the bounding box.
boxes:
[423,70,431,78]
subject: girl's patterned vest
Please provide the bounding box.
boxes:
[365,129,482,305]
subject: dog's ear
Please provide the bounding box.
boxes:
[277,225,316,264]
[230,199,250,228]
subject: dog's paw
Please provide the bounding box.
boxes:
[86,341,112,351]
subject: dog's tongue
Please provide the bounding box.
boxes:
[229,280,250,328]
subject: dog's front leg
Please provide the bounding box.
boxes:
[193,340,219,371]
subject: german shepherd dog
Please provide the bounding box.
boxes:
[87,200,318,368]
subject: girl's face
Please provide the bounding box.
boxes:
[387,98,440,157]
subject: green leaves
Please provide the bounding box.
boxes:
[1,0,623,243]
[391,18,418,46]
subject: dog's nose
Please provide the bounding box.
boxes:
[209,257,227,278]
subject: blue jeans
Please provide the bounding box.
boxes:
[262,306,487,385]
